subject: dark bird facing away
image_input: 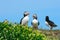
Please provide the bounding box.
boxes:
[20,11,29,26]
[31,14,40,29]
[45,16,57,30]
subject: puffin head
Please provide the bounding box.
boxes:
[24,11,29,17]
[33,14,37,19]
[46,16,49,21]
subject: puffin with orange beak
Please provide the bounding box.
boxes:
[20,11,29,26]
[31,14,40,29]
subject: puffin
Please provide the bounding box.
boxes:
[20,11,29,26]
[31,14,40,29]
[45,16,57,30]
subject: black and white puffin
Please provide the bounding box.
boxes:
[31,14,39,29]
[20,11,29,26]
[45,16,57,30]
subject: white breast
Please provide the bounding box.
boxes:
[45,21,50,27]
[32,19,38,24]
[22,16,29,25]
[32,19,39,28]
[45,22,48,25]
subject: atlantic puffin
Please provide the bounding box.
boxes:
[31,14,40,29]
[20,11,29,26]
[45,16,57,30]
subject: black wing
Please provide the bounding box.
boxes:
[38,21,40,25]
[48,20,57,27]
[20,17,24,24]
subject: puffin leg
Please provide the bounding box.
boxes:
[50,27,53,30]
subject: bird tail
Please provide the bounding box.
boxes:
[54,24,57,27]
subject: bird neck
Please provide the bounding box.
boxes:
[24,15,29,17]
[33,17,37,20]
[46,18,49,21]
[34,18,37,20]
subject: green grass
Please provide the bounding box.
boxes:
[0,22,47,40]
[0,20,60,40]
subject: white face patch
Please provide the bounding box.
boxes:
[24,12,29,15]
